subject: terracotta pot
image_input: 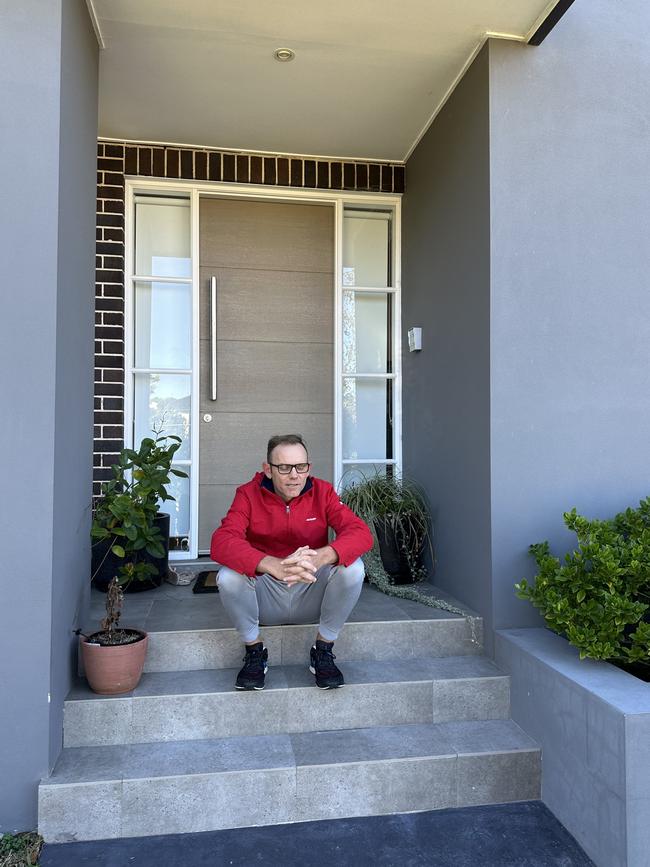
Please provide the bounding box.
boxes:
[80,630,148,695]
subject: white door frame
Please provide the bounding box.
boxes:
[124,178,402,560]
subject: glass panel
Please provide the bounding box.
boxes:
[158,466,191,539]
[135,198,191,278]
[343,291,390,373]
[339,463,391,490]
[343,211,390,288]
[342,377,391,460]
[134,373,191,460]
[135,281,191,370]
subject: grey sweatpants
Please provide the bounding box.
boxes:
[217,559,365,644]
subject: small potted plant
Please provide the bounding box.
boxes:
[81,433,187,694]
[80,569,154,694]
[340,470,432,585]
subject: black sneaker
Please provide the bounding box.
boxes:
[235,642,268,690]
[309,640,344,689]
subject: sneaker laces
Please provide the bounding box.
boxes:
[242,645,265,675]
[314,644,338,675]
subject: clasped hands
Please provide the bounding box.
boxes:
[264,546,336,586]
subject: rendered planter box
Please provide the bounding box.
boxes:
[496,627,650,867]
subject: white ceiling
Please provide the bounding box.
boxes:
[92,0,562,162]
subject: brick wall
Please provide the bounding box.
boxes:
[95,142,126,496]
[93,139,405,495]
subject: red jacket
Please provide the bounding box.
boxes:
[210,473,373,577]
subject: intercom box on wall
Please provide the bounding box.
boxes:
[408,327,422,352]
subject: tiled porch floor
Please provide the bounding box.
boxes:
[86,569,478,634]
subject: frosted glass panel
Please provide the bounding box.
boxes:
[135,199,190,278]
[339,463,391,489]
[135,281,191,369]
[342,378,389,460]
[343,291,389,373]
[343,212,390,288]
[134,373,191,460]
[158,466,191,538]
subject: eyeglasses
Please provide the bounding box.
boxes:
[268,462,311,475]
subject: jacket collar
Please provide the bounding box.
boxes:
[260,473,313,498]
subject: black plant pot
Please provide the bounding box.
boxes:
[92,512,170,593]
[374,518,423,585]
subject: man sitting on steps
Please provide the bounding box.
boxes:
[210,433,373,691]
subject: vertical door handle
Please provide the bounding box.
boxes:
[210,276,217,401]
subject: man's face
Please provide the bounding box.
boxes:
[263,443,311,503]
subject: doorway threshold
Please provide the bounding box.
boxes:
[170,555,214,567]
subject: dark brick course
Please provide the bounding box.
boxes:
[152,148,165,177]
[264,158,276,185]
[236,155,249,183]
[250,156,263,185]
[277,158,289,186]
[222,153,236,181]
[209,152,221,181]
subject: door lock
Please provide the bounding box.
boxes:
[203,414,213,423]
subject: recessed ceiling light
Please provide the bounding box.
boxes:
[274,48,295,62]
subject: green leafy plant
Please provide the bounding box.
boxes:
[91,433,187,587]
[516,501,650,663]
[89,433,188,644]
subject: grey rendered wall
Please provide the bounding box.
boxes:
[0,0,98,830]
[50,0,99,767]
[488,0,650,632]
[402,46,493,637]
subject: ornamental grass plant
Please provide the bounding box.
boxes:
[340,471,431,583]
[340,471,480,643]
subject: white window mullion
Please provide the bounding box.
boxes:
[342,459,397,464]
[342,373,396,379]
[392,197,403,479]
[187,186,200,560]
[132,275,192,284]
[334,198,344,488]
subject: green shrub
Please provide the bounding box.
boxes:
[515,500,650,662]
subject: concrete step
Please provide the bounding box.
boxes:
[63,656,510,747]
[39,719,540,842]
[141,615,483,673]
[83,584,483,674]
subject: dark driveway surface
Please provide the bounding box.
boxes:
[40,801,595,867]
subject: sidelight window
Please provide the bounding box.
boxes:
[339,209,399,487]
[129,195,193,548]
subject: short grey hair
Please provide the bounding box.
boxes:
[266,434,308,464]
